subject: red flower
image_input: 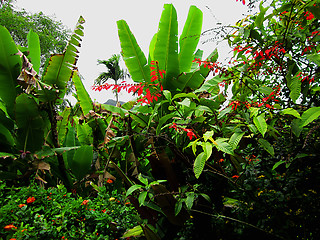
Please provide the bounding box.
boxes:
[26,197,35,204]
[81,200,89,205]
[18,204,26,208]
[183,128,197,140]
[232,175,239,179]
[219,159,224,163]
[4,224,17,231]
[305,11,314,20]
[169,122,178,131]
[106,179,113,184]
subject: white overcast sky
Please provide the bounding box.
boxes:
[14,0,248,103]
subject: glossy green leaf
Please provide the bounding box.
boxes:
[0,26,21,118]
[153,4,179,89]
[299,107,320,128]
[156,112,177,135]
[179,5,203,72]
[117,20,150,83]
[126,184,143,196]
[190,49,203,71]
[72,71,93,115]
[69,145,93,180]
[288,73,301,103]
[27,29,41,73]
[138,191,148,206]
[77,124,93,146]
[185,192,195,210]
[215,138,234,155]
[253,114,267,137]
[194,152,207,179]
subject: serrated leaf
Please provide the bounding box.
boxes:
[253,115,267,137]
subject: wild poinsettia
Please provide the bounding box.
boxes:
[169,123,197,140]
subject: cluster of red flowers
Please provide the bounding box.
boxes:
[229,85,280,110]
[169,122,197,140]
[297,72,315,84]
[193,58,220,74]
[92,61,165,105]
[26,196,35,204]
[304,11,315,20]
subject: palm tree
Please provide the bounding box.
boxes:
[95,54,129,103]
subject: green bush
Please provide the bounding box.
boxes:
[0,181,139,239]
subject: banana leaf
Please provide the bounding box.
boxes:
[69,145,93,180]
[153,4,179,90]
[72,71,93,115]
[179,5,203,73]
[27,29,41,74]
[40,16,85,102]
[0,26,21,118]
[117,20,150,83]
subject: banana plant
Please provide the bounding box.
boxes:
[117,4,212,93]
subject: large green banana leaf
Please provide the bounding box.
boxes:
[69,145,93,180]
[15,93,45,152]
[117,20,150,83]
[153,4,179,90]
[72,71,93,115]
[27,29,41,74]
[179,6,203,73]
[41,16,85,101]
[0,26,21,118]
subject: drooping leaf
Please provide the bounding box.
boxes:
[179,5,203,72]
[253,114,267,137]
[258,138,274,156]
[299,107,320,128]
[153,4,179,90]
[282,108,301,119]
[229,131,245,150]
[0,26,21,118]
[117,20,150,83]
[69,145,93,180]
[72,71,93,116]
[126,184,143,196]
[288,73,301,103]
[27,29,41,73]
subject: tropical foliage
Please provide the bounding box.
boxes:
[0,0,319,239]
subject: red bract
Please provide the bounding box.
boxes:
[169,123,197,140]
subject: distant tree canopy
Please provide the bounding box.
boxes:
[0,0,70,65]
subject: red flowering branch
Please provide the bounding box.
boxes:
[169,122,197,140]
[92,61,165,105]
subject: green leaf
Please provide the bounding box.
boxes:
[175,201,183,216]
[156,112,177,135]
[229,131,245,150]
[193,152,207,179]
[179,5,203,72]
[126,185,143,196]
[163,90,172,102]
[185,192,195,210]
[299,107,320,128]
[57,107,71,145]
[253,115,267,137]
[101,104,128,118]
[41,16,85,101]
[69,145,93,180]
[27,29,41,73]
[72,71,93,116]
[215,138,234,155]
[15,94,44,152]
[288,73,301,103]
[172,92,199,101]
[202,142,212,160]
[272,160,285,171]
[122,225,144,238]
[0,26,21,118]
[138,191,148,206]
[77,124,93,146]
[0,123,14,147]
[255,2,268,28]
[307,53,320,66]
[138,173,148,186]
[282,108,301,119]
[117,20,150,83]
[258,139,274,156]
[154,4,180,90]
